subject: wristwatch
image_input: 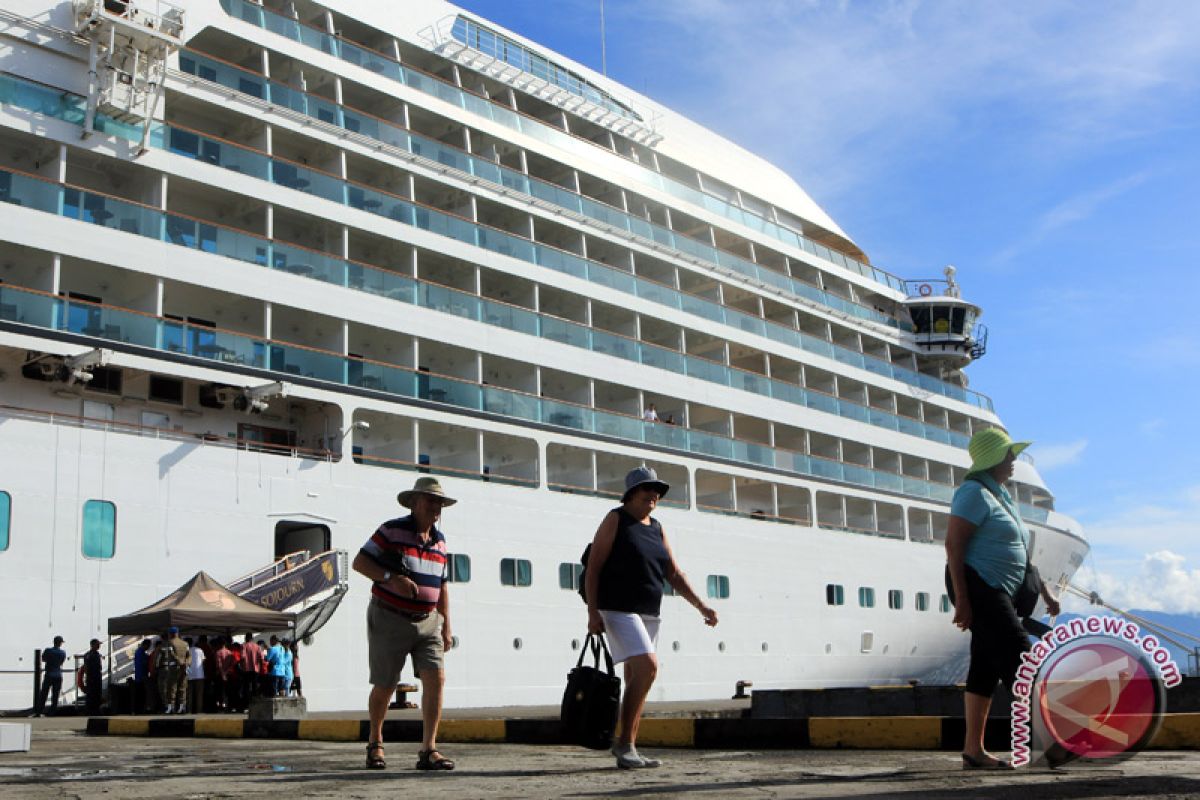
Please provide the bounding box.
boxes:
[380,571,392,584]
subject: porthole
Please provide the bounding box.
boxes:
[570,638,580,651]
[672,641,681,652]
[761,642,769,653]
[824,643,832,654]
[450,636,460,649]
[717,641,726,653]
[883,644,890,654]
[512,638,522,650]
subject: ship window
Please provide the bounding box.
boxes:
[447,553,471,583]
[85,366,122,395]
[825,583,845,606]
[662,578,678,596]
[940,594,952,613]
[500,558,532,587]
[149,375,184,404]
[81,499,116,559]
[915,592,930,611]
[558,562,583,591]
[951,306,966,334]
[888,590,904,610]
[706,574,730,599]
[0,491,9,551]
[858,587,875,608]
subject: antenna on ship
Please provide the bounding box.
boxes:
[600,0,608,76]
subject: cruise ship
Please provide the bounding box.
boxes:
[0,0,1088,712]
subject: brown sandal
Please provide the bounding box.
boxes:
[365,741,386,770]
[416,748,455,771]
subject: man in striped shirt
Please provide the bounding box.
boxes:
[352,476,456,772]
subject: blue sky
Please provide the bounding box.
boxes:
[455,1,1200,612]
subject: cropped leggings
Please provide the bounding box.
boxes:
[964,565,1031,697]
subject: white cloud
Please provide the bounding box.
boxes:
[630,1,1200,205]
[1031,439,1088,471]
[1069,551,1200,614]
[1066,484,1200,613]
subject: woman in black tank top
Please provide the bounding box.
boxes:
[584,467,718,769]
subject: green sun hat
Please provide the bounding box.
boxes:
[966,428,1032,476]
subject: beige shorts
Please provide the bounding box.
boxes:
[367,599,444,686]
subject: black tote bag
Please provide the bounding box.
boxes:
[560,633,621,750]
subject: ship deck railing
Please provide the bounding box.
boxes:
[0,95,991,416]
[169,48,904,332]
[0,164,986,443]
[214,0,908,299]
[0,286,1007,517]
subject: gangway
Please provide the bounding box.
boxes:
[78,550,348,707]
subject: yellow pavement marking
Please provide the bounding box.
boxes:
[439,719,506,742]
[1150,713,1200,749]
[298,720,362,741]
[106,718,149,736]
[636,718,695,747]
[194,718,244,738]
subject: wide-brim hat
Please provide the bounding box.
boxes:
[967,428,1031,475]
[397,476,457,508]
[622,466,670,502]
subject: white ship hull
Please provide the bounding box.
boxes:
[0,397,1086,711]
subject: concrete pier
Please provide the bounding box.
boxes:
[3,718,1200,799]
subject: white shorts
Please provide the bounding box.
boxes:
[599,610,661,664]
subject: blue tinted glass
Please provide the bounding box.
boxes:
[82,499,115,559]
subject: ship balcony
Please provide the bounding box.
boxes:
[1,147,994,444]
[0,283,1012,514]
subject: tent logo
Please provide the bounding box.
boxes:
[199,589,236,610]
[322,561,334,582]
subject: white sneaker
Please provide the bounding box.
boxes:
[611,744,649,769]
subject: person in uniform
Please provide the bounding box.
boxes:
[155,626,190,714]
[352,476,456,772]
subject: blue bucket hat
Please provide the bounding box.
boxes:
[167,626,179,635]
[622,466,669,502]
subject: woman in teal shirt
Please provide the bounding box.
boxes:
[946,428,1060,770]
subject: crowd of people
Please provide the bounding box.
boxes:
[136,630,304,714]
[36,629,304,716]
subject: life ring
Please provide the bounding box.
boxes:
[76,666,86,691]
[917,283,933,297]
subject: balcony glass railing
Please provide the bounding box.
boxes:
[0,282,986,512]
[0,161,974,448]
[1,69,992,411]
[216,0,910,297]
[174,51,904,331]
